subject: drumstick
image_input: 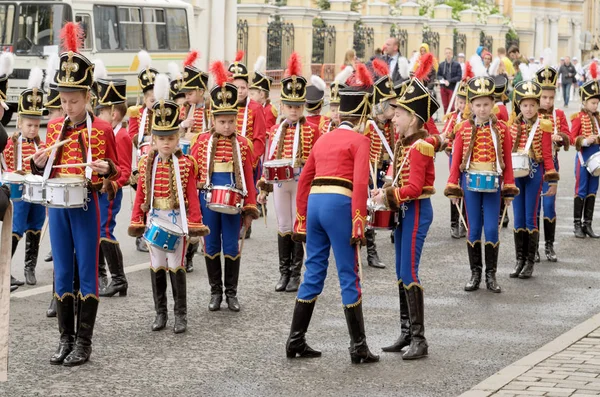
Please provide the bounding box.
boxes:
[23,138,74,162]
[356,244,364,287]
[259,188,267,227]
[39,217,49,243]
[302,241,307,258]
[238,225,247,255]
[53,163,92,169]
[455,201,469,234]
[499,202,508,233]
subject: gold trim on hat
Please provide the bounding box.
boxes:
[152,100,179,131]
[98,81,127,106]
[56,52,94,89]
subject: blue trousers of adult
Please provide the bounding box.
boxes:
[562,83,572,105]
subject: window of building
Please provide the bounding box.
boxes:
[93,6,119,50]
[166,8,189,51]
[143,8,167,51]
[75,14,93,50]
[118,6,143,50]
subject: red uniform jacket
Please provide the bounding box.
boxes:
[569,110,600,150]
[510,117,559,182]
[236,98,266,168]
[539,108,570,153]
[190,132,259,219]
[265,121,320,166]
[305,114,331,137]
[183,104,208,133]
[364,120,394,169]
[112,123,133,190]
[4,133,44,173]
[294,124,370,245]
[494,103,509,122]
[263,101,278,132]
[127,106,152,148]
[424,117,439,135]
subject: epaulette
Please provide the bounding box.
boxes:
[443,112,453,121]
[127,105,141,118]
[456,119,469,130]
[493,105,499,115]
[571,112,579,121]
[539,119,553,133]
[414,139,434,158]
[137,156,146,171]
[271,105,278,118]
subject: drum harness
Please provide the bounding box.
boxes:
[466,120,503,178]
[149,153,188,235]
[17,133,38,171]
[203,134,248,201]
[269,119,301,186]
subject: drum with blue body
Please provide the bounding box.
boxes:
[466,170,499,193]
[179,140,191,155]
[143,217,184,252]
[2,172,25,201]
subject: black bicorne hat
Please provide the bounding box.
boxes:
[466,76,495,102]
[513,80,542,105]
[581,80,600,102]
[228,61,249,82]
[372,75,396,105]
[493,75,508,97]
[338,87,371,118]
[96,78,127,108]
[18,88,44,118]
[56,52,95,92]
[210,82,239,116]
[151,99,181,136]
[535,66,558,90]
[170,78,185,100]
[138,67,159,93]
[393,78,440,123]
[280,76,307,105]
[250,71,272,92]
[180,65,209,93]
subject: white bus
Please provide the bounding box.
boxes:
[0,0,197,123]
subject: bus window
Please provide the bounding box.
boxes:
[166,8,189,51]
[93,6,119,51]
[75,14,93,50]
[143,8,167,51]
[119,7,143,51]
[0,4,15,51]
[14,3,72,55]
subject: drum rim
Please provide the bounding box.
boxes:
[264,159,293,166]
[207,202,242,214]
[147,218,185,236]
[210,185,244,194]
[2,173,25,181]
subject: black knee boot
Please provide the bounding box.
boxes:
[464,242,482,291]
[344,301,379,364]
[402,285,428,360]
[574,197,586,238]
[150,269,168,331]
[275,234,293,292]
[510,230,527,278]
[286,299,321,358]
[49,295,75,365]
[366,228,385,269]
[170,270,187,334]
[520,230,539,279]
[99,241,128,297]
[97,244,108,292]
[225,256,241,312]
[484,243,501,293]
[24,231,40,285]
[450,202,460,239]
[544,219,558,262]
[205,255,223,311]
[63,297,98,366]
[47,273,57,318]
[382,282,411,352]
[185,242,199,273]
[11,236,24,287]
[286,241,303,292]
[583,196,600,238]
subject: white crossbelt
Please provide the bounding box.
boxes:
[17,134,38,171]
[150,154,188,234]
[369,120,394,161]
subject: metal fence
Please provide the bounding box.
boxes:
[266,18,295,70]
[453,31,467,56]
[390,25,409,57]
[353,24,374,61]
[423,31,440,59]
[236,19,248,64]
[312,25,336,64]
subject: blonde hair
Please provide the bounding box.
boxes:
[344,49,356,66]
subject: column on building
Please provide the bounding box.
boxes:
[237,0,278,71]
[279,0,320,77]
[209,1,226,63]
[224,0,238,62]
[321,0,360,68]
[428,4,457,59]
[535,16,546,59]
[572,19,582,61]
[398,1,426,57]
[360,0,394,54]
[548,16,559,65]
[485,14,508,54]
[457,9,483,58]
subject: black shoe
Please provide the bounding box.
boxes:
[366,229,385,269]
[276,234,293,292]
[286,241,303,292]
[544,219,557,262]
[150,269,168,331]
[99,241,128,297]
[534,250,541,263]
[464,242,482,291]
[50,295,75,365]
[62,298,98,367]
[170,270,187,333]
[226,296,240,312]
[11,274,24,286]
[344,301,379,364]
[402,286,428,360]
[47,297,57,317]
[185,242,199,273]
[136,236,149,252]
[209,294,222,311]
[484,243,501,293]
[519,231,539,279]
[450,202,461,239]
[224,256,241,311]
[286,299,321,358]
[583,196,600,238]
[574,197,586,238]
[390,231,394,244]
[44,250,53,262]
[382,283,411,352]
[10,285,17,292]
[510,230,527,278]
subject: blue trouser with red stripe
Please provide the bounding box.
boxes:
[513,161,544,232]
[12,200,45,238]
[541,157,559,221]
[98,189,123,242]
[462,174,502,245]
[574,145,600,199]
[297,193,361,306]
[393,198,433,286]
[49,192,100,299]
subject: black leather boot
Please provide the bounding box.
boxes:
[382,282,411,352]
[510,230,527,278]
[544,219,557,262]
[344,301,379,364]
[49,295,75,365]
[450,202,460,239]
[534,215,541,263]
[574,197,586,238]
[63,297,98,366]
[11,274,24,287]
[275,234,292,292]
[47,273,57,317]
[97,244,108,292]
[185,242,199,273]
[23,231,40,285]
[150,269,168,331]
[286,241,303,292]
[225,256,241,312]
[402,285,428,360]
[205,255,223,311]
[170,270,187,334]
[286,299,321,358]
[136,236,149,252]
[10,285,17,292]
[583,196,600,238]
[519,230,539,279]
[44,250,53,262]
[484,243,501,293]
[11,236,24,287]
[366,228,385,269]
[99,241,128,297]
[464,242,482,291]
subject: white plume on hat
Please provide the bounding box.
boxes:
[488,57,500,76]
[93,59,108,81]
[398,56,410,79]
[0,52,15,77]
[44,53,59,88]
[470,54,487,77]
[519,62,534,81]
[137,50,152,72]
[168,62,182,80]
[310,75,327,92]
[153,73,170,102]
[408,51,419,71]
[334,66,353,84]
[253,56,266,73]
[27,67,44,90]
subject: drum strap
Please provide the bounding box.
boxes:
[326,121,333,135]
[234,139,248,196]
[466,120,503,175]
[292,122,300,169]
[137,108,148,148]
[113,122,122,136]
[150,155,188,234]
[43,114,92,181]
[391,140,420,187]
[552,109,557,135]
[241,101,249,137]
[580,116,600,166]
[369,120,394,161]
[523,119,540,154]
[17,134,38,172]
[268,121,300,163]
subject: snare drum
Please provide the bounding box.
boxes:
[263,159,294,184]
[206,186,244,215]
[45,177,87,208]
[143,217,184,252]
[23,174,45,204]
[366,198,394,230]
[586,152,600,176]
[179,140,191,155]
[465,171,499,193]
[512,152,531,178]
[2,172,25,201]
[139,143,151,156]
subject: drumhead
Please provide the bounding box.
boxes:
[211,185,243,194]
[46,177,86,186]
[24,174,44,183]
[180,140,190,146]
[149,217,185,236]
[3,172,25,182]
[264,159,293,167]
